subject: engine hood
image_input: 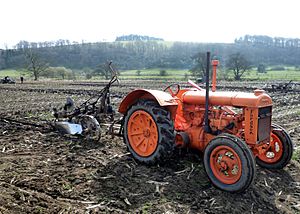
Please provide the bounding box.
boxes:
[182,89,272,108]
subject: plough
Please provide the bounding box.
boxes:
[53,62,122,140]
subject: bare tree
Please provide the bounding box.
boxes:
[227,53,251,80]
[25,50,49,81]
[94,63,110,80]
[190,52,206,80]
[93,62,119,80]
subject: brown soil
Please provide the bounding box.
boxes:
[0,80,299,214]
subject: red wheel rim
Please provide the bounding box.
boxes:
[127,110,158,157]
[210,145,242,184]
[258,133,283,163]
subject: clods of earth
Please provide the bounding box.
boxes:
[0,80,299,213]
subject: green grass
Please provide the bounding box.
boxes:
[141,202,153,214]
[292,148,300,162]
[0,69,30,78]
[243,69,300,81]
[120,68,300,81]
[121,69,189,76]
[1,67,300,81]
[120,69,189,79]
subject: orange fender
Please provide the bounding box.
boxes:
[118,89,178,117]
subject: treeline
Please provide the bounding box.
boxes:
[14,39,80,49]
[115,34,164,42]
[1,35,300,71]
[235,35,300,48]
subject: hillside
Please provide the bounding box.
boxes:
[1,35,300,71]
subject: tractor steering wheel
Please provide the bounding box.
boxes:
[163,83,180,97]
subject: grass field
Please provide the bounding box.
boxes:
[120,68,300,81]
[242,69,300,81]
[1,68,299,81]
[0,69,30,78]
[120,69,190,79]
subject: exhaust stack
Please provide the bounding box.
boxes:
[211,60,219,92]
[204,52,211,133]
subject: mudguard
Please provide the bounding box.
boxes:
[118,89,178,115]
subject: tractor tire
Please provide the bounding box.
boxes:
[256,124,294,169]
[204,134,256,193]
[123,100,175,164]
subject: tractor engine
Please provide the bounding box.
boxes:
[174,88,273,152]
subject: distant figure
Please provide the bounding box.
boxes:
[20,76,24,84]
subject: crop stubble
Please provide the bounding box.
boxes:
[0,80,299,213]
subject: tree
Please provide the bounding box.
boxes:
[3,35,300,72]
[55,67,73,79]
[41,66,73,79]
[183,73,189,80]
[159,70,167,76]
[25,50,49,80]
[257,64,266,73]
[227,53,251,80]
[93,63,112,80]
[93,64,109,80]
[115,34,164,41]
[0,50,4,70]
[94,62,120,80]
[190,52,207,80]
[83,67,93,79]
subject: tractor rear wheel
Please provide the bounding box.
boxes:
[123,100,175,164]
[256,124,293,169]
[204,134,256,193]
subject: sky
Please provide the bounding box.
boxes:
[0,0,299,48]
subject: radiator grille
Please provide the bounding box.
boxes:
[258,106,272,142]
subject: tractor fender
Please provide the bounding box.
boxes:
[119,89,178,116]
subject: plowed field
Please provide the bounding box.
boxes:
[0,80,299,214]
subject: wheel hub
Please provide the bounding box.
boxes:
[143,128,150,137]
[210,145,242,184]
[257,132,283,163]
[220,161,228,170]
[127,110,158,157]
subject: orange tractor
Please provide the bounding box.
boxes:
[118,52,294,192]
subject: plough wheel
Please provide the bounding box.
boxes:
[124,100,175,164]
[256,124,293,169]
[204,134,256,193]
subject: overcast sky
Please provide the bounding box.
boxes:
[0,0,299,48]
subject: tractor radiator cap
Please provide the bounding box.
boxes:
[254,89,265,96]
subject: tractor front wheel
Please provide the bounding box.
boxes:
[256,124,293,169]
[204,134,256,193]
[123,100,175,164]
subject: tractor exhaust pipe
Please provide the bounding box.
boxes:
[211,60,219,92]
[204,52,211,133]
